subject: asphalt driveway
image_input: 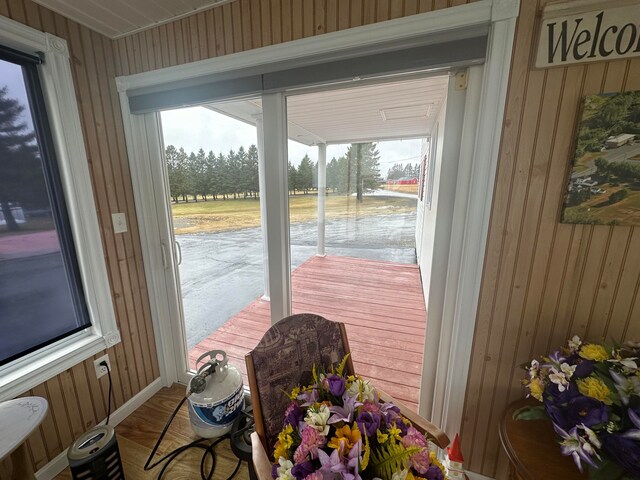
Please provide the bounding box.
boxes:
[177,211,417,349]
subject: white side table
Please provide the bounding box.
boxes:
[0,397,49,479]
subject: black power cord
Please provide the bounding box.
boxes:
[99,361,113,425]
[143,395,243,480]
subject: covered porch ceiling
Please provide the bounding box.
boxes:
[206,74,449,146]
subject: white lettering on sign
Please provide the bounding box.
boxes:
[536,0,640,68]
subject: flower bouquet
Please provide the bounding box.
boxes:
[518,336,640,479]
[271,355,449,480]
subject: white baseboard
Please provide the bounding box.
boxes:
[465,471,496,480]
[35,377,164,480]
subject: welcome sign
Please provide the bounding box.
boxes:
[536,0,640,68]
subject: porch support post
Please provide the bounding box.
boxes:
[317,143,327,257]
[254,114,270,300]
[261,93,292,324]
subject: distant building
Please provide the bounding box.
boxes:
[387,176,418,185]
[605,134,635,149]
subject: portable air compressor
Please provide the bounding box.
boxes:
[187,350,244,438]
[67,424,124,480]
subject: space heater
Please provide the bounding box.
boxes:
[67,424,125,479]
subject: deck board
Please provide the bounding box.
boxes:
[189,255,426,410]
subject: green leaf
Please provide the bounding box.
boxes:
[336,353,351,377]
[369,443,421,480]
[512,405,547,421]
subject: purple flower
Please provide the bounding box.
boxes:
[544,402,570,431]
[566,397,609,428]
[285,401,304,427]
[356,410,381,437]
[547,382,580,404]
[425,465,445,480]
[572,358,594,378]
[328,392,361,424]
[291,461,315,480]
[381,402,405,432]
[298,387,319,407]
[601,433,640,478]
[272,464,279,479]
[327,374,346,397]
[553,424,601,472]
[318,448,347,474]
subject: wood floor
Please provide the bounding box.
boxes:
[190,255,426,410]
[55,384,249,479]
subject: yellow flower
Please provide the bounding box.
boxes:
[288,387,300,400]
[275,423,294,460]
[529,377,544,402]
[387,425,402,444]
[579,344,610,362]
[405,471,416,480]
[328,424,361,452]
[576,377,613,405]
[377,429,389,444]
[273,441,290,461]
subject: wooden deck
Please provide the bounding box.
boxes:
[189,255,426,410]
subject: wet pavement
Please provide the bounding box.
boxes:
[176,212,418,349]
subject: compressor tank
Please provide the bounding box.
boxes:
[187,351,244,438]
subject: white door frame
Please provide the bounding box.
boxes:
[116,0,519,440]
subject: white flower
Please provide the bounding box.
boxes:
[568,335,582,352]
[346,378,375,401]
[529,359,540,379]
[549,363,576,392]
[391,469,409,480]
[276,458,294,480]
[304,404,330,436]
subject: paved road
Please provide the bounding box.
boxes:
[0,253,80,362]
[177,212,418,349]
[574,143,640,178]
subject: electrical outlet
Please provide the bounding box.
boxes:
[112,212,127,234]
[94,354,111,379]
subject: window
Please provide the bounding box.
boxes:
[0,16,119,400]
[0,47,92,365]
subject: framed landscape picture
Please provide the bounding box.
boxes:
[562,90,640,226]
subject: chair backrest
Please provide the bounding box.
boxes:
[245,313,354,456]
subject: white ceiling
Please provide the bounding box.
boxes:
[207,75,450,146]
[33,0,236,38]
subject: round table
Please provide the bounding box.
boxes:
[0,397,49,479]
[499,398,587,480]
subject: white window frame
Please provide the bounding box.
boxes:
[0,16,119,401]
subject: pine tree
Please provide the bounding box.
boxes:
[0,86,39,230]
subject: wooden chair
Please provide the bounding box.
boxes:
[245,313,450,480]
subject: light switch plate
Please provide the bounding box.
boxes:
[112,212,127,234]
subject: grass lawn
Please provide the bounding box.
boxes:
[171,194,417,234]
[381,184,419,195]
[563,183,640,225]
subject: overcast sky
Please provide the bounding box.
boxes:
[1,59,34,131]
[160,106,423,175]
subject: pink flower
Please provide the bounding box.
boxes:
[361,400,381,414]
[401,427,428,448]
[303,472,323,480]
[294,425,327,462]
[401,427,430,474]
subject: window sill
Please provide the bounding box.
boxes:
[0,329,121,402]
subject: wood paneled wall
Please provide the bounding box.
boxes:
[462,0,640,477]
[3,0,638,477]
[0,0,158,471]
